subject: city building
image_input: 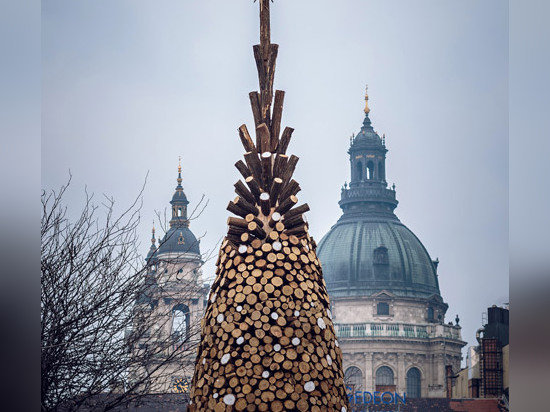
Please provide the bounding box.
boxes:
[317,88,466,399]
[131,163,208,394]
[452,305,509,407]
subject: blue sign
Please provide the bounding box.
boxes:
[346,387,406,408]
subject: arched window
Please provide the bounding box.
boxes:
[373,247,389,265]
[356,161,363,181]
[427,307,434,322]
[376,366,394,386]
[377,302,390,316]
[406,367,421,398]
[373,246,389,279]
[177,208,182,217]
[172,304,190,342]
[367,161,375,180]
[344,366,363,392]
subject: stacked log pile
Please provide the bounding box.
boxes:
[189,1,349,411]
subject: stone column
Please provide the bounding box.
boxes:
[397,353,405,393]
[364,352,373,391]
[438,353,445,386]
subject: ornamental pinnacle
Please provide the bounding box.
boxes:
[188,2,350,411]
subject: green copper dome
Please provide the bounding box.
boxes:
[317,90,440,299]
[318,217,440,298]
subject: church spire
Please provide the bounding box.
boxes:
[364,84,370,114]
[176,156,183,188]
[169,159,189,227]
[146,222,157,263]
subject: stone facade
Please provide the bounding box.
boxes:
[130,166,208,394]
[334,293,463,398]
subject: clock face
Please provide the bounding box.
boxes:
[172,377,189,393]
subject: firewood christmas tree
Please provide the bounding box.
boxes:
[188,2,350,411]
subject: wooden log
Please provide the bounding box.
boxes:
[248,221,266,239]
[240,232,252,244]
[228,217,250,229]
[273,154,288,179]
[234,180,256,205]
[245,176,262,200]
[234,196,259,216]
[280,154,299,185]
[259,192,271,216]
[261,152,272,190]
[259,0,271,59]
[238,124,256,152]
[283,214,305,230]
[249,91,262,128]
[286,224,308,237]
[235,160,251,179]
[228,225,246,237]
[257,124,271,154]
[271,90,285,146]
[244,151,262,182]
[245,213,263,225]
[275,195,298,215]
[253,46,270,123]
[269,177,283,207]
[269,211,282,227]
[261,89,272,128]
[265,44,278,103]
[223,236,239,249]
[277,127,294,155]
[279,179,300,202]
[250,238,262,250]
[227,200,250,219]
[274,221,285,233]
[284,203,310,219]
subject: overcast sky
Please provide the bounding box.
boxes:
[42,0,508,355]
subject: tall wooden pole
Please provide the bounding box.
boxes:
[188,2,350,411]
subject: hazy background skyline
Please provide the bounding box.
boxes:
[42,0,508,356]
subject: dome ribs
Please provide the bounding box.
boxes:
[189,1,349,411]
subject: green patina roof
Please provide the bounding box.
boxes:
[318,92,441,299]
[317,217,440,299]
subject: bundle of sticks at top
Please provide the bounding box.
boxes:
[225,49,308,245]
[188,1,350,411]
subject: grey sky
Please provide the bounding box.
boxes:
[42,0,508,356]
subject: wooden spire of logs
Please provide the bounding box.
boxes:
[189,2,350,411]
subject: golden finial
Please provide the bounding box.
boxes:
[364,84,370,114]
[177,157,183,186]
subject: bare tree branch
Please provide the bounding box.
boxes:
[41,179,208,411]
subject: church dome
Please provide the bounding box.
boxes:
[171,189,188,204]
[318,217,440,298]
[156,226,200,257]
[317,87,440,299]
